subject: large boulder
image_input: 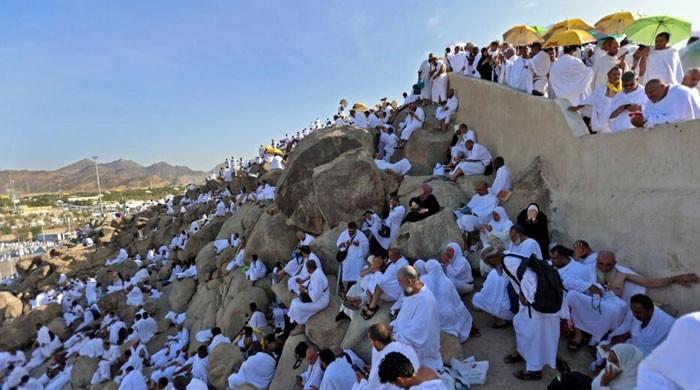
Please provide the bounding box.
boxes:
[98,291,135,323]
[0,303,61,350]
[180,216,226,262]
[260,169,283,186]
[269,333,310,390]
[71,356,99,389]
[168,278,196,313]
[208,343,244,390]
[502,157,550,221]
[47,317,68,340]
[195,242,218,283]
[216,286,270,338]
[185,279,221,353]
[271,276,296,308]
[0,292,23,321]
[308,226,344,276]
[396,210,464,260]
[216,205,265,240]
[312,149,386,230]
[455,174,494,198]
[245,210,298,267]
[305,298,348,349]
[96,259,138,288]
[276,126,375,234]
[398,176,467,211]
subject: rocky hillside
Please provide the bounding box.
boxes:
[0,104,573,389]
[0,159,205,194]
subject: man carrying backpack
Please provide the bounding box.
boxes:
[480,243,564,381]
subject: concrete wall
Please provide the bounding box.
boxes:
[449,74,700,314]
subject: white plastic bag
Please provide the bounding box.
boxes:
[451,356,489,385]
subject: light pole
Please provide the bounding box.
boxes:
[92,156,104,216]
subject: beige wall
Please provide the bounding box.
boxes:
[449,74,700,314]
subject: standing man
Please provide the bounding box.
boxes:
[336,222,369,294]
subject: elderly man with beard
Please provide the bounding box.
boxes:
[565,250,698,351]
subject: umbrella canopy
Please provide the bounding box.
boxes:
[352,102,369,112]
[544,29,597,48]
[264,145,284,156]
[625,15,691,46]
[595,11,636,35]
[503,25,543,46]
[543,18,595,41]
[681,41,700,72]
[530,25,548,37]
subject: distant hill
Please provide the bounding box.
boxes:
[0,159,206,194]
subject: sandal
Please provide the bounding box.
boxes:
[513,369,542,381]
[503,352,524,364]
[342,300,361,311]
[361,305,379,320]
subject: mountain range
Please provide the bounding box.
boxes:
[0,159,206,194]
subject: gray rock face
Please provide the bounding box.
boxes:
[216,286,270,337]
[396,210,465,261]
[71,356,99,389]
[216,204,265,240]
[168,278,196,313]
[195,242,218,283]
[312,149,386,231]
[245,210,299,268]
[275,126,375,234]
[0,291,23,321]
[0,303,61,350]
[208,343,244,390]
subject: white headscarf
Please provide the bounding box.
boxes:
[592,343,644,390]
[489,207,513,233]
[446,242,464,261]
[413,260,427,275]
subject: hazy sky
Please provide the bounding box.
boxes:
[1,0,698,171]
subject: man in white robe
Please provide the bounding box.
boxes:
[245,254,267,283]
[593,38,624,90]
[288,261,330,335]
[607,71,648,132]
[397,103,425,147]
[391,266,442,371]
[631,80,700,128]
[106,248,129,265]
[336,222,369,290]
[549,46,594,106]
[126,286,144,307]
[448,140,492,179]
[374,157,411,177]
[507,46,530,92]
[507,225,543,259]
[377,351,447,389]
[119,367,148,390]
[318,348,355,390]
[489,157,512,197]
[640,32,684,85]
[213,200,226,217]
[449,47,467,74]
[352,323,420,390]
[421,260,473,343]
[454,181,498,234]
[526,43,551,96]
[359,249,409,315]
[208,327,231,352]
[610,294,675,356]
[570,65,622,133]
[481,245,560,380]
[434,89,458,130]
[227,348,277,389]
[351,110,368,129]
[133,313,158,344]
[297,345,323,390]
[472,267,514,326]
[377,127,398,161]
[284,246,322,295]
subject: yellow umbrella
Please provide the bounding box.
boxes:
[543,29,597,48]
[502,25,543,46]
[264,145,284,156]
[595,11,635,35]
[543,18,595,41]
[352,102,368,112]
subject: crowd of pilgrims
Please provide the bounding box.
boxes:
[3,33,700,390]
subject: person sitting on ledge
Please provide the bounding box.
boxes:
[630,79,700,128]
[402,183,440,224]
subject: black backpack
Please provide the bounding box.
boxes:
[547,359,592,390]
[502,253,564,315]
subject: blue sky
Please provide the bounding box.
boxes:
[1,0,698,171]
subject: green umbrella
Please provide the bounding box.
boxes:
[625,15,691,46]
[530,25,548,37]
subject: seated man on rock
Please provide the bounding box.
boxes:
[245,254,267,285]
[227,338,277,390]
[440,242,474,295]
[565,250,697,351]
[447,139,492,181]
[607,294,675,356]
[374,153,412,177]
[396,102,425,149]
[295,344,323,390]
[488,157,512,199]
[279,245,322,296]
[378,351,447,389]
[287,260,330,336]
[355,248,409,320]
[454,181,499,237]
[435,88,459,131]
[318,348,355,390]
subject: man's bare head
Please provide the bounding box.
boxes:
[644,79,668,103]
[596,250,617,272]
[682,68,700,89]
